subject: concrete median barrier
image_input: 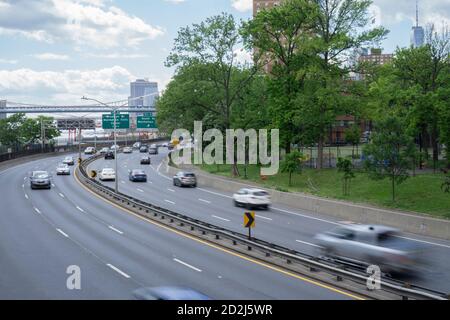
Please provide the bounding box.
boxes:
[164,157,450,240]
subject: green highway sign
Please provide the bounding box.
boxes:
[137,113,157,129]
[102,113,130,129]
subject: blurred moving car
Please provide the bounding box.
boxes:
[56,164,70,175]
[140,145,148,153]
[123,147,133,154]
[133,287,211,300]
[148,146,158,155]
[128,169,147,182]
[99,168,116,181]
[173,172,197,188]
[314,224,426,275]
[133,142,142,149]
[30,171,51,189]
[84,147,96,155]
[233,188,271,210]
[140,156,151,165]
[62,156,75,166]
[110,144,120,151]
[99,147,109,154]
[104,151,115,160]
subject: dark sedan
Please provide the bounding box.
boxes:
[30,171,51,189]
[105,151,115,160]
[140,156,151,165]
[140,145,148,153]
[129,169,147,182]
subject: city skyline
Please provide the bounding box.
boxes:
[0,0,448,105]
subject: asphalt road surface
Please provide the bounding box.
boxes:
[0,153,359,300]
[87,147,450,294]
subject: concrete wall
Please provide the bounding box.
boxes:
[164,158,450,240]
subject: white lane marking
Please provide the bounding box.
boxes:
[34,207,41,214]
[270,207,340,225]
[22,184,24,188]
[76,206,85,213]
[165,200,175,205]
[167,188,175,192]
[24,194,29,200]
[57,229,69,238]
[136,188,144,193]
[212,215,230,222]
[58,193,65,198]
[256,215,273,221]
[395,236,450,249]
[296,239,322,248]
[23,177,27,181]
[197,187,233,199]
[108,226,124,235]
[173,258,202,272]
[148,181,153,184]
[198,198,211,204]
[121,181,125,184]
[52,184,55,187]
[106,264,130,278]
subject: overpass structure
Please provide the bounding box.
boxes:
[0,100,156,114]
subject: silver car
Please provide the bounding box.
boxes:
[30,171,52,189]
[56,164,70,175]
[315,224,426,275]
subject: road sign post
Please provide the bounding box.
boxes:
[243,211,255,240]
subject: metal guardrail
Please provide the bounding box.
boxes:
[77,154,448,301]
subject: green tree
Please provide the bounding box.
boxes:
[337,157,355,195]
[308,0,388,169]
[0,113,26,146]
[281,150,304,186]
[363,116,415,201]
[345,123,361,158]
[165,12,262,176]
[241,0,318,153]
[20,116,59,144]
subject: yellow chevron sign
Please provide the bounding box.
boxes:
[244,211,255,229]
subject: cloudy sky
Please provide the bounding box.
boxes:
[0,0,449,106]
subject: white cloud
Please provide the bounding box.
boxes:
[164,0,185,3]
[0,58,17,64]
[371,0,450,29]
[234,47,253,65]
[231,0,252,12]
[0,0,165,49]
[0,66,136,104]
[86,53,150,59]
[31,53,70,61]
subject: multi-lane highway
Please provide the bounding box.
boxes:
[87,147,450,294]
[0,152,360,300]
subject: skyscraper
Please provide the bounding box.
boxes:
[411,0,425,48]
[129,79,159,107]
[0,100,6,120]
[253,0,280,15]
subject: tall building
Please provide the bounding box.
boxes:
[128,79,159,107]
[411,0,425,48]
[0,100,6,120]
[357,48,394,80]
[253,0,281,15]
[128,79,159,130]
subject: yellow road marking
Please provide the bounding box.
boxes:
[74,166,365,300]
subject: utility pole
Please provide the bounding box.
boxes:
[113,109,118,193]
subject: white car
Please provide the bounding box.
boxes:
[56,164,70,175]
[99,168,116,181]
[84,147,96,155]
[62,156,75,166]
[123,147,133,154]
[233,188,271,210]
[99,147,109,154]
[110,144,120,151]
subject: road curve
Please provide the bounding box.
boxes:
[0,153,358,300]
[87,148,450,294]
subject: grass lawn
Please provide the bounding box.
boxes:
[199,163,450,219]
